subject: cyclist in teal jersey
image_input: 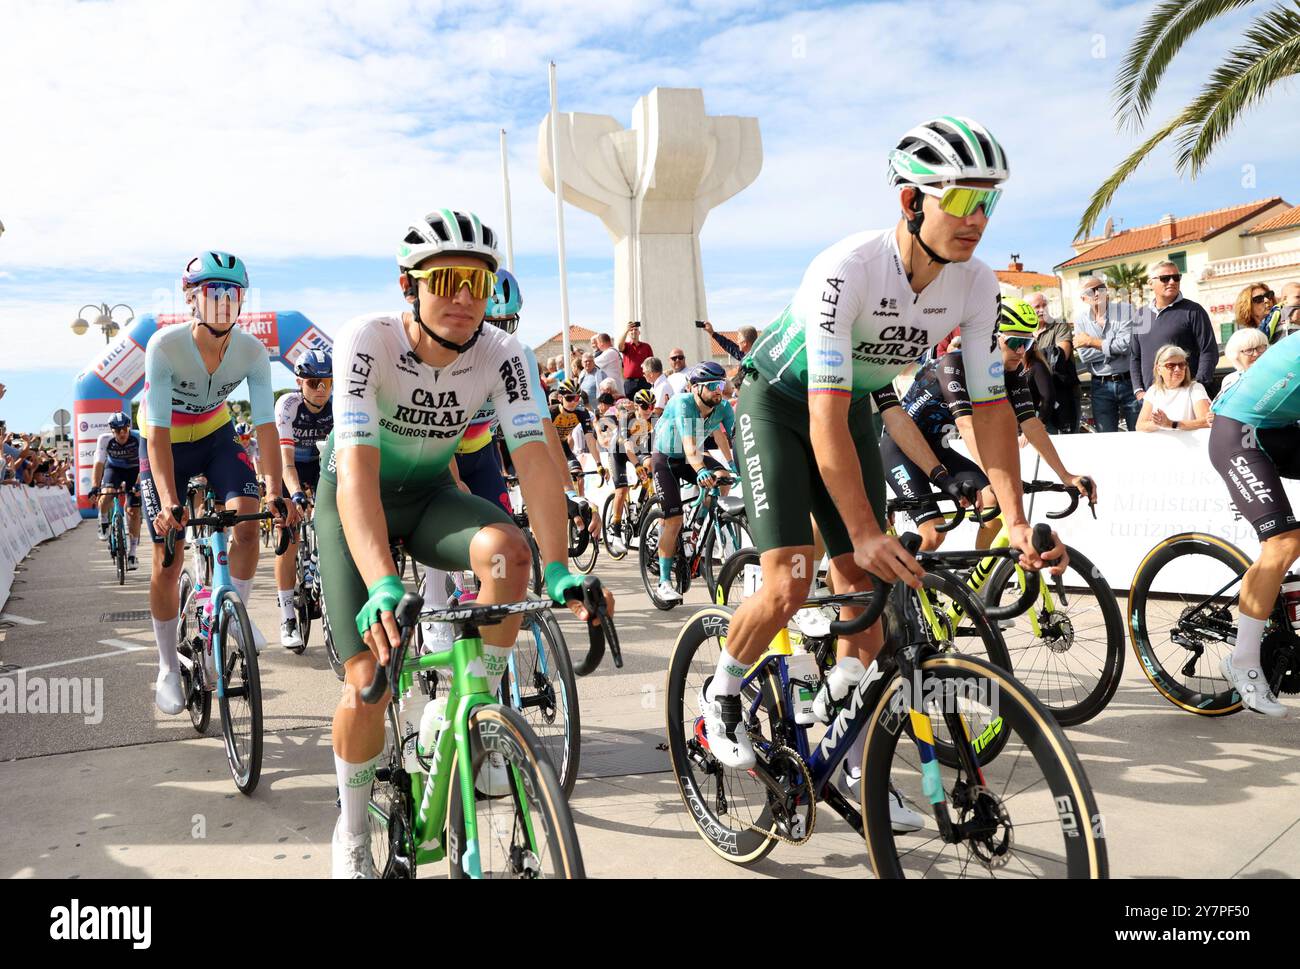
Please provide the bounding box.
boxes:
[712,117,1066,810]
[1209,332,1300,715]
[141,252,298,715]
[650,362,736,603]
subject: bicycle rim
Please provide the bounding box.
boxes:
[447,704,585,878]
[217,595,263,794]
[1128,534,1248,715]
[503,612,580,795]
[369,704,415,878]
[863,655,1107,879]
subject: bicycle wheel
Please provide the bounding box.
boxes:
[320,595,346,682]
[714,547,761,606]
[862,653,1108,879]
[1128,533,1250,716]
[446,704,585,878]
[215,593,263,794]
[572,519,600,574]
[665,606,782,866]
[292,541,312,654]
[638,504,686,610]
[501,610,580,796]
[368,704,416,878]
[176,582,212,735]
[601,494,628,560]
[982,546,1124,726]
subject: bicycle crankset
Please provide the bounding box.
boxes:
[744,745,815,846]
[1262,627,1300,695]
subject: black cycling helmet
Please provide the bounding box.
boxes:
[687,361,726,385]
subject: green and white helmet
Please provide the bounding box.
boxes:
[887,116,1009,188]
[397,208,502,272]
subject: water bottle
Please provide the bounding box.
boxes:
[195,587,215,679]
[400,687,430,775]
[418,696,449,762]
[1283,574,1300,632]
[812,656,867,724]
[787,648,820,725]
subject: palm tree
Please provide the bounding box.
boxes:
[1078,0,1300,238]
[1102,262,1150,308]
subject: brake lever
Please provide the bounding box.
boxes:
[1030,522,1067,604]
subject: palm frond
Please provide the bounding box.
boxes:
[1173,4,1300,174]
[1114,0,1257,131]
[1076,110,1193,240]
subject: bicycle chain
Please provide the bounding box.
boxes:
[739,744,816,847]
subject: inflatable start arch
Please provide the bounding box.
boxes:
[72,311,331,517]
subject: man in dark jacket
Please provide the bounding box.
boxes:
[1130,260,1220,399]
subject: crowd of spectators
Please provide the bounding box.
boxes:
[0,381,77,491]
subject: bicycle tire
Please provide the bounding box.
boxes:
[714,547,760,606]
[601,493,629,560]
[114,513,127,585]
[216,592,263,794]
[638,504,685,610]
[502,610,581,796]
[862,653,1108,879]
[321,595,346,682]
[572,521,600,574]
[1128,532,1249,716]
[446,703,585,878]
[368,704,416,878]
[176,581,212,735]
[983,545,1124,726]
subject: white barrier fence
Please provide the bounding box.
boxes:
[0,486,81,611]
[578,430,1282,595]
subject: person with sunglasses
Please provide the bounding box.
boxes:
[1233,282,1276,333]
[878,299,1095,551]
[140,251,299,717]
[1130,260,1219,400]
[650,361,736,604]
[88,412,144,570]
[665,348,690,395]
[1209,331,1300,715]
[1072,276,1140,432]
[272,348,334,649]
[549,378,602,498]
[1134,344,1212,432]
[319,209,609,876]
[717,116,1065,811]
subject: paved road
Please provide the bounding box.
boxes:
[3,522,1300,878]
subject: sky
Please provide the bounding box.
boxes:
[3,0,1298,431]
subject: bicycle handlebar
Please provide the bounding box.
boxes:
[567,575,622,676]
[360,592,423,705]
[979,522,1054,621]
[161,498,292,568]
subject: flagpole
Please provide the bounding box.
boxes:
[499,128,515,272]
[548,61,572,374]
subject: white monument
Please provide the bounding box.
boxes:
[539,87,762,362]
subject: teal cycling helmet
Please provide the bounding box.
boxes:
[486,268,523,333]
[183,251,249,288]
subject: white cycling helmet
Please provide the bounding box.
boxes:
[887,116,1009,188]
[396,208,501,272]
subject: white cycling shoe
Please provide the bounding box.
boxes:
[608,536,627,556]
[697,677,756,769]
[98,527,108,542]
[475,751,512,797]
[331,817,375,879]
[246,619,269,654]
[1221,657,1287,718]
[280,619,303,650]
[838,765,926,833]
[154,670,185,715]
[655,581,683,603]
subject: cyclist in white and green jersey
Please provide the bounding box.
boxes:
[711,117,1067,815]
[317,208,613,878]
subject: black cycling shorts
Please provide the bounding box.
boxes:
[651,452,726,518]
[455,444,512,515]
[281,459,322,500]
[879,432,987,526]
[139,425,260,542]
[101,465,142,507]
[1209,416,1300,540]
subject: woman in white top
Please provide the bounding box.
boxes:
[1215,326,1270,399]
[1136,344,1212,432]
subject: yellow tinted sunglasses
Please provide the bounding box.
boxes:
[914,183,1002,218]
[408,265,497,300]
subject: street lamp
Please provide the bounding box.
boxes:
[72,302,134,344]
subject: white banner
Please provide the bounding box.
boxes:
[0,486,81,612]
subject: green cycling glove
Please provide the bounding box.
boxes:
[544,561,583,606]
[355,574,406,638]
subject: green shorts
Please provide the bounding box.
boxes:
[736,374,886,558]
[315,470,514,664]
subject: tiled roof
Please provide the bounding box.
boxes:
[1057,198,1287,270]
[996,270,1060,288]
[1243,205,1300,236]
[536,325,598,347]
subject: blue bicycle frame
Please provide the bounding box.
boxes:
[192,525,237,699]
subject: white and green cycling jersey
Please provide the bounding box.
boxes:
[747,228,1006,406]
[327,314,546,491]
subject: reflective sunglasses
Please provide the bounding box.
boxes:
[670,355,686,362]
[636,401,653,409]
[303,378,331,390]
[913,182,1003,219]
[1001,335,1034,350]
[1153,273,1182,284]
[694,379,726,390]
[407,265,497,300]
[1252,292,1275,304]
[202,282,245,301]
[1084,286,1108,297]
[562,393,581,402]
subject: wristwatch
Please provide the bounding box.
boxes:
[1171,420,1180,429]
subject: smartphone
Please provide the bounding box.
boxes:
[694,320,706,329]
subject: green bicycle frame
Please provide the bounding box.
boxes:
[379,630,537,879]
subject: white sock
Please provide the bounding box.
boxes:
[845,729,867,777]
[277,589,295,622]
[152,615,180,674]
[709,649,748,700]
[129,537,138,554]
[232,576,253,606]
[483,644,512,697]
[1233,614,1268,670]
[334,754,378,837]
[99,515,108,529]
[421,569,450,609]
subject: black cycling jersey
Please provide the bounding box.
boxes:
[874,351,1037,445]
